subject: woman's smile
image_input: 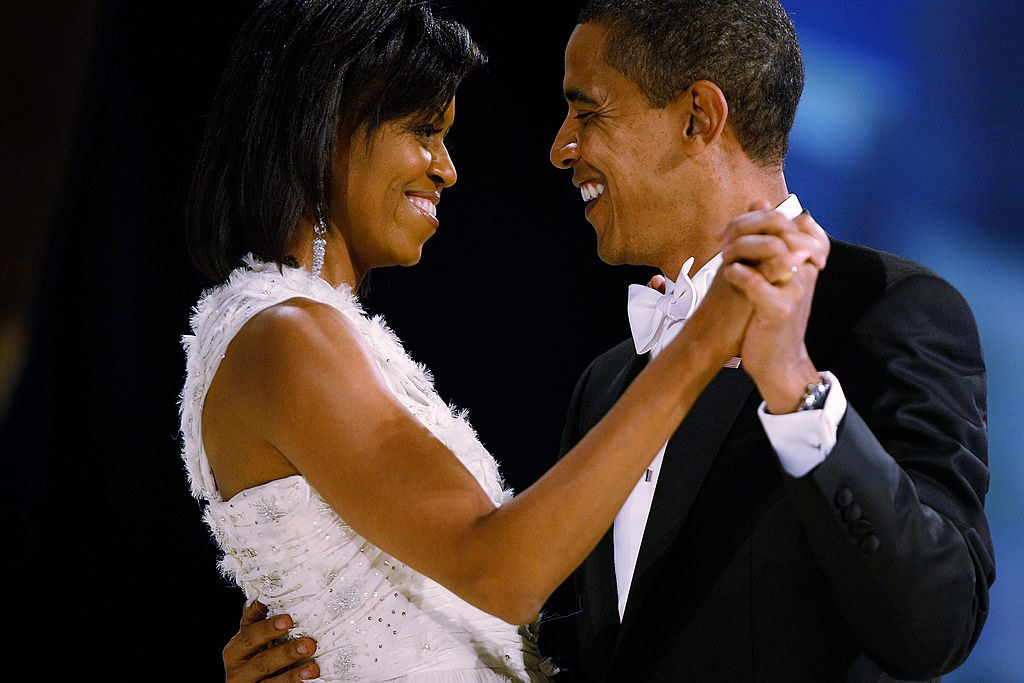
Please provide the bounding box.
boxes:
[405,191,440,224]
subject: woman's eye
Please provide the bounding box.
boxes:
[415,126,443,137]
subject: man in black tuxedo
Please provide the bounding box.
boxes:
[221,1,993,681]
[540,1,993,680]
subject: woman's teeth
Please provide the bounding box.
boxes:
[407,195,437,217]
[580,182,605,202]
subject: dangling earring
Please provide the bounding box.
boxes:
[311,213,327,278]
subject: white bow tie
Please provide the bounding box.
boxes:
[627,254,721,355]
[627,195,804,356]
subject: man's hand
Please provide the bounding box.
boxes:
[719,200,830,413]
[223,601,319,683]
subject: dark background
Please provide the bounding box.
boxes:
[2,1,1021,679]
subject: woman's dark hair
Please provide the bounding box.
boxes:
[187,0,486,283]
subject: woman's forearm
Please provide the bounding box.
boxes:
[452,326,733,623]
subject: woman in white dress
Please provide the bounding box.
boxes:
[182,1,805,680]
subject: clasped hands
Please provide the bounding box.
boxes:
[678,200,830,414]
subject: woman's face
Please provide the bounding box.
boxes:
[331,100,458,273]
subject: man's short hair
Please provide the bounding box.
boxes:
[579,0,804,167]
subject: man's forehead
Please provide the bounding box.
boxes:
[562,23,609,104]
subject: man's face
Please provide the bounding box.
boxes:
[550,23,690,267]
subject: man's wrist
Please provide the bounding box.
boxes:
[757,371,846,477]
[762,360,821,414]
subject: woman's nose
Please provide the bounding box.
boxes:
[430,142,457,188]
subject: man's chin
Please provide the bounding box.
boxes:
[593,225,630,265]
[595,239,628,266]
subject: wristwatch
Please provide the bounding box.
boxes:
[797,376,831,411]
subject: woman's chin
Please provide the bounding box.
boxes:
[378,232,432,268]
[397,244,426,267]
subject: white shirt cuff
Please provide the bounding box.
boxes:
[757,371,847,478]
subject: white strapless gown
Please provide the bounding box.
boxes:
[180,257,553,681]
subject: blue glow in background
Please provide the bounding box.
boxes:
[782,1,1024,677]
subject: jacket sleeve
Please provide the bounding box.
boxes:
[787,271,994,679]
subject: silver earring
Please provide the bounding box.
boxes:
[312,214,327,278]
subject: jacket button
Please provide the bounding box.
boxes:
[835,487,854,508]
[860,535,880,553]
[849,520,873,538]
[842,503,863,522]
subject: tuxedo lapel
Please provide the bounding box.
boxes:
[580,351,648,659]
[615,366,755,643]
[580,526,619,660]
[607,350,648,405]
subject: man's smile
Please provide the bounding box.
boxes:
[579,179,605,203]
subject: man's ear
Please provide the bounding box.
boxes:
[678,80,728,154]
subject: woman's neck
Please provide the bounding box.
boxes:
[287,218,363,289]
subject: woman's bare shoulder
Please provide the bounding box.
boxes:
[203,297,386,497]
[236,297,371,369]
[244,296,358,343]
[213,297,387,423]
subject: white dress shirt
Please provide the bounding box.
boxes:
[613,194,848,621]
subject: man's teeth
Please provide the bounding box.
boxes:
[580,182,605,202]
[408,195,437,217]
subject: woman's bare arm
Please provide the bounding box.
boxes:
[204,272,739,626]
[205,214,826,625]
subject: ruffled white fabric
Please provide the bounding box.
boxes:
[180,257,552,681]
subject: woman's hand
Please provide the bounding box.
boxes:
[683,262,755,364]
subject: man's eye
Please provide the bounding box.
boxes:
[415,126,443,137]
[575,111,595,122]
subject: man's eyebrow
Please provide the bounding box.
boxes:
[564,88,601,107]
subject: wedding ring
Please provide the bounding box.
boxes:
[773,264,799,285]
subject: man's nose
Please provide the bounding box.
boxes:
[550,121,579,169]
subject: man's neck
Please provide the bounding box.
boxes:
[658,170,790,279]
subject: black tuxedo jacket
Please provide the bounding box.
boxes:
[543,240,994,681]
